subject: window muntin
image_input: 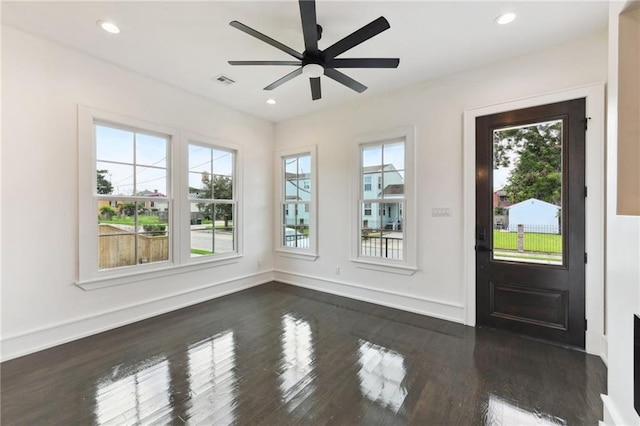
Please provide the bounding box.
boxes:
[95,123,170,270]
[359,140,405,261]
[281,154,311,250]
[188,143,236,258]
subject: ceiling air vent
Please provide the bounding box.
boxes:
[213,74,235,86]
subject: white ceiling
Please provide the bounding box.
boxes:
[2,1,608,123]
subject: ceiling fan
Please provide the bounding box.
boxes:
[228,0,399,101]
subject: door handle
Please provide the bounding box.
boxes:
[475,245,492,252]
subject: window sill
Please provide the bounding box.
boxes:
[350,258,417,275]
[76,255,243,291]
[275,249,319,261]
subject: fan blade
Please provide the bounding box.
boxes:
[310,77,321,100]
[324,68,367,93]
[229,61,302,66]
[326,58,399,68]
[323,17,390,59]
[299,0,318,54]
[264,68,303,90]
[230,21,303,60]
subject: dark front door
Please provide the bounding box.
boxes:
[476,99,586,348]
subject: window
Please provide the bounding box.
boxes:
[353,127,416,274]
[277,146,317,259]
[78,107,242,288]
[360,140,405,261]
[188,143,236,258]
[94,122,170,270]
[364,176,372,191]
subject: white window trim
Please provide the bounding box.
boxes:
[275,145,318,261]
[180,132,243,266]
[351,126,417,274]
[77,106,243,289]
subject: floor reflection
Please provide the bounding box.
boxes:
[2,283,605,425]
[95,357,171,425]
[357,339,408,413]
[484,394,566,425]
[186,330,237,425]
[279,313,316,412]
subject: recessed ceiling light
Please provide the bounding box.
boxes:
[97,20,120,34]
[266,99,277,105]
[495,12,517,25]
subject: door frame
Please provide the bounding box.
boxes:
[462,83,605,358]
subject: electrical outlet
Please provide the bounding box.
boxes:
[335,266,340,275]
[257,259,263,267]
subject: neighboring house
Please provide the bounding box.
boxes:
[493,188,511,229]
[362,165,404,230]
[507,198,560,234]
[137,189,166,210]
[493,188,512,209]
[284,172,311,227]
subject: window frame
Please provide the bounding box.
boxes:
[352,127,417,275]
[275,146,318,260]
[78,107,243,290]
[182,135,242,265]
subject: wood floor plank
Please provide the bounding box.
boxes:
[1,281,606,425]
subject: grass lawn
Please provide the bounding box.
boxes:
[494,251,562,262]
[100,215,166,226]
[493,230,562,254]
[190,248,213,255]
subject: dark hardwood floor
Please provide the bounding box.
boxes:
[1,282,606,425]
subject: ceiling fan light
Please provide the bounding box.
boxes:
[302,63,324,78]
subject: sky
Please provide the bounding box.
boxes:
[96,124,233,197]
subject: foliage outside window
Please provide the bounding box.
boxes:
[281,153,311,250]
[360,140,405,261]
[188,143,236,258]
[95,123,170,270]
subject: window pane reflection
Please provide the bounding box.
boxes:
[486,394,566,425]
[357,340,407,413]
[187,331,237,425]
[280,314,315,412]
[95,358,171,425]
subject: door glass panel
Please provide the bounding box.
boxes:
[492,119,563,265]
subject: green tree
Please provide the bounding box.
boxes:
[494,121,562,205]
[97,170,113,194]
[195,175,233,227]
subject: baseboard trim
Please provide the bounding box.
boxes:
[601,395,626,426]
[274,270,465,324]
[1,271,274,362]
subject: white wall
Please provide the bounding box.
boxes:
[0,26,275,361]
[601,2,640,425]
[274,32,607,325]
